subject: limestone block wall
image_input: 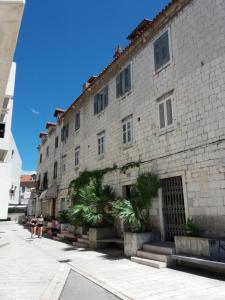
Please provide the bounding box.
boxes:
[36,0,225,236]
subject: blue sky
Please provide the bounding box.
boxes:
[13,0,170,171]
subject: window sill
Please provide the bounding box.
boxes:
[118,90,133,101]
[159,125,176,136]
[122,143,133,150]
[96,110,105,119]
[154,61,171,76]
[98,154,105,160]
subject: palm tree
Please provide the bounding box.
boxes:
[113,173,159,232]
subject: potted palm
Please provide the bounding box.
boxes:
[113,173,160,257]
[70,183,116,249]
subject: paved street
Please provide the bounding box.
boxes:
[0,222,225,300]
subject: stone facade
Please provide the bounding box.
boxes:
[36,0,225,238]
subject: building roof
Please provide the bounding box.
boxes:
[127,19,152,41]
[21,175,33,182]
[61,0,191,119]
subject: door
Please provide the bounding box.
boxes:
[161,176,186,241]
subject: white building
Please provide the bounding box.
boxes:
[37,0,225,239]
[0,0,25,219]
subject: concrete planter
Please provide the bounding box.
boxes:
[89,227,117,249]
[175,236,210,257]
[175,236,225,261]
[124,232,154,257]
[60,223,75,233]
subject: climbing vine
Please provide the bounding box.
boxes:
[68,160,141,197]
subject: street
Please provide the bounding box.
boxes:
[0,222,225,300]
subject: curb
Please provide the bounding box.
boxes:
[68,263,134,300]
[0,237,9,248]
[40,264,70,300]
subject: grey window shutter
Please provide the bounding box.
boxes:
[104,86,108,107]
[124,65,131,92]
[159,103,165,129]
[94,95,98,114]
[161,31,170,65]
[166,99,173,125]
[116,74,121,97]
[61,127,64,141]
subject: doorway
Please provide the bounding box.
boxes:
[161,176,186,241]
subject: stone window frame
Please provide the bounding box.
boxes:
[75,146,80,167]
[97,131,105,158]
[122,115,133,147]
[157,95,176,133]
[116,63,133,99]
[153,27,172,74]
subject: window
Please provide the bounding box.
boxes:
[122,116,133,145]
[40,154,42,163]
[43,172,48,189]
[94,86,108,115]
[53,161,58,179]
[0,123,5,138]
[61,123,69,142]
[154,30,170,71]
[159,98,173,129]
[60,198,66,211]
[46,146,49,157]
[75,111,80,131]
[97,132,105,155]
[75,146,80,166]
[116,64,131,98]
[61,155,67,174]
[55,136,58,149]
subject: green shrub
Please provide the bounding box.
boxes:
[185,218,200,237]
[113,173,159,232]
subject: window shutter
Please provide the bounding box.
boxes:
[94,95,98,114]
[161,31,170,65]
[103,86,108,107]
[154,40,161,70]
[159,103,165,129]
[166,99,173,125]
[124,65,131,92]
[61,127,64,141]
[116,74,121,98]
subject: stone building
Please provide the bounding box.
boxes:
[36,0,225,240]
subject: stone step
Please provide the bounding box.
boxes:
[172,254,225,270]
[137,250,173,264]
[81,234,89,239]
[57,233,77,241]
[77,237,89,244]
[131,256,167,268]
[73,241,89,248]
[143,243,175,255]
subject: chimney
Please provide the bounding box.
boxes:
[113,45,122,59]
[83,76,97,91]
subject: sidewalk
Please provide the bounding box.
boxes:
[0,222,225,300]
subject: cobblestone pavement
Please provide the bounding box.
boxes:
[1,222,225,300]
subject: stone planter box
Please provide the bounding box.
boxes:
[124,232,154,257]
[60,223,75,233]
[175,236,210,257]
[175,236,225,261]
[89,227,117,249]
